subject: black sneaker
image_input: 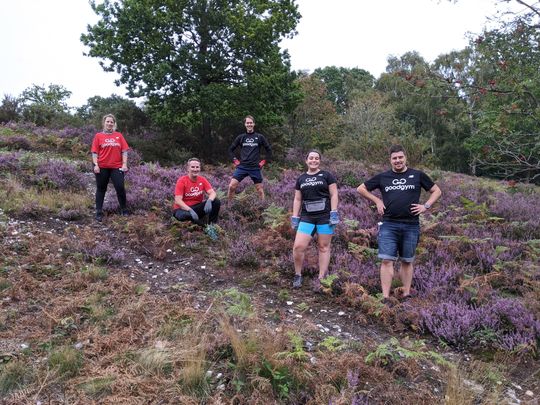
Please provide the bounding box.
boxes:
[292,275,303,289]
[95,211,104,222]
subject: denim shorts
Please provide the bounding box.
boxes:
[232,166,263,184]
[377,221,420,262]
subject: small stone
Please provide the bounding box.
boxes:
[320,309,327,313]
[286,301,293,305]
[201,265,206,269]
[216,373,223,379]
[295,314,302,318]
[73,342,83,350]
[166,249,172,252]
[20,343,29,349]
[338,311,345,316]
[288,309,294,313]
[151,275,157,279]
[217,384,225,390]
[525,391,533,397]
[206,370,213,378]
[309,356,317,364]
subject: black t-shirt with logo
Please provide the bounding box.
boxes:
[363,168,435,224]
[228,132,272,168]
[295,170,336,220]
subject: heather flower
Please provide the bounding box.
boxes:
[35,160,87,191]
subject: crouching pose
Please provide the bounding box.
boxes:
[291,150,339,291]
[173,158,220,226]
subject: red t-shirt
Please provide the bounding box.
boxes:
[173,175,213,209]
[91,132,129,169]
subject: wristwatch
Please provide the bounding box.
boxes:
[424,203,431,209]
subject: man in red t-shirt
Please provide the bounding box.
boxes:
[173,158,220,225]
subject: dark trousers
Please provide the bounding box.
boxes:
[173,198,221,225]
[95,168,126,213]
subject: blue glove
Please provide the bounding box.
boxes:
[204,199,212,214]
[189,209,199,221]
[291,216,300,230]
[329,210,340,225]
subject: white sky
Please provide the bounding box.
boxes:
[0,0,512,107]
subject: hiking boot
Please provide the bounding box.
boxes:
[292,275,303,289]
[312,278,322,293]
[95,211,103,222]
[205,224,219,241]
[121,209,130,216]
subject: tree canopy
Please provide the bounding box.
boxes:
[82,0,301,154]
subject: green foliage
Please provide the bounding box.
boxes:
[77,376,115,398]
[0,95,21,124]
[82,0,301,151]
[77,94,148,134]
[288,75,340,151]
[258,358,294,399]
[320,274,338,288]
[365,337,451,368]
[313,66,375,113]
[81,265,109,282]
[49,346,84,378]
[262,203,287,229]
[0,360,33,395]
[276,332,308,361]
[220,288,254,318]
[319,336,345,352]
[19,84,76,127]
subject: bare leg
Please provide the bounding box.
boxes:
[317,234,332,279]
[293,232,312,276]
[380,259,395,298]
[398,261,414,296]
[227,178,239,201]
[255,183,265,200]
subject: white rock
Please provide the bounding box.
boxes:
[338,311,345,316]
[151,275,157,279]
[201,265,206,269]
[217,384,225,390]
[206,370,213,377]
[525,391,533,397]
[320,309,327,313]
[295,314,302,318]
[166,249,172,252]
[288,309,294,313]
[286,301,293,305]
[309,356,317,364]
[216,373,223,379]
[73,342,83,350]
[20,343,29,349]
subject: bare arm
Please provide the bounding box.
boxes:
[174,195,192,211]
[357,184,385,215]
[207,188,217,201]
[410,184,442,215]
[329,183,338,211]
[292,190,302,217]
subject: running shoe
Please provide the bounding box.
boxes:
[292,274,303,289]
[95,211,103,222]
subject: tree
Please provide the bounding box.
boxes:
[19,84,74,126]
[312,66,374,113]
[288,75,339,151]
[0,95,21,124]
[77,94,148,134]
[82,0,301,156]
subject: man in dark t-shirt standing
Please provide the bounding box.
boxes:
[357,145,441,303]
[227,115,272,201]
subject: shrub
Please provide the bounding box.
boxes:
[35,160,87,191]
[49,346,84,378]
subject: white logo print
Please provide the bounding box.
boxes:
[300,176,324,189]
[385,177,415,192]
[185,186,203,197]
[409,175,414,178]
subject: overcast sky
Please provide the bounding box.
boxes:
[0,0,512,107]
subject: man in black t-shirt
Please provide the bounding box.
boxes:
[357,145,441,304]
[227,115,272,201]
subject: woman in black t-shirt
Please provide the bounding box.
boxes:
[291,151,339,291]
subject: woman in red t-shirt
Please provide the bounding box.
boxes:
[91,114,129,221]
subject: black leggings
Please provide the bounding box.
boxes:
[95,168,126,213]
[173,199,221,225]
